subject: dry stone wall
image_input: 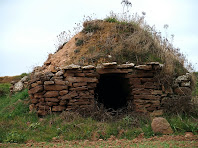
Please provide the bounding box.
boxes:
[28,62,192,116]
[161,73,192,112]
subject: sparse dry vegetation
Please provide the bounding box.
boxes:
[53,12,192,78]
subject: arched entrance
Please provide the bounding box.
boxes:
[95,73,130,110]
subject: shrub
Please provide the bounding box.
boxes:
[20,73,28,78]
[12,73,30,82]
[75,39,84,46]
[82,23,100,33]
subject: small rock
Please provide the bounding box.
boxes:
[185,132,194,138]
[63,64,81,70]
[45,71,54,77]
[13,81,24,92]
[175,73,191,83]
[108,55,112,58]
[55,70,64,76]
[147,62,160,65]
[150,110,163,117]
[181,81,191,87]
[151,117,173,134]
[117,63,135,69]
[44,91,59,98]
[52,137,58,141]
[135,65,152,70]
[102,62,117,66]
[44,81,54,85]
[82,65,95,70]
[28,85,43,94]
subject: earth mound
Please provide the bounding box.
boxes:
[41,18,188,76]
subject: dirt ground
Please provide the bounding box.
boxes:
[1,135,198,148]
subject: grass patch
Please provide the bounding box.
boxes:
[166,114,198,135]
[0,95,198,143]
[0,83,10,97]
[0,94,153,143]
[0,83,198,143]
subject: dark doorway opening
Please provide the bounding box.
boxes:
[95,74,130,110]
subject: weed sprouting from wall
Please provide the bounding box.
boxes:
[121,0,132,13]
[54,31,71,52]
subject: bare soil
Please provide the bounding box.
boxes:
[1,135,198,148]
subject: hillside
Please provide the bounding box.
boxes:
[0,73,29,84]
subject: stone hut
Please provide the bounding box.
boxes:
[28,62,192,116]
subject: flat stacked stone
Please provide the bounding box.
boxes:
[28,64,98,116]
[28,62,192,116]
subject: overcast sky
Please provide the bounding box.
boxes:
[0,0,198,76]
